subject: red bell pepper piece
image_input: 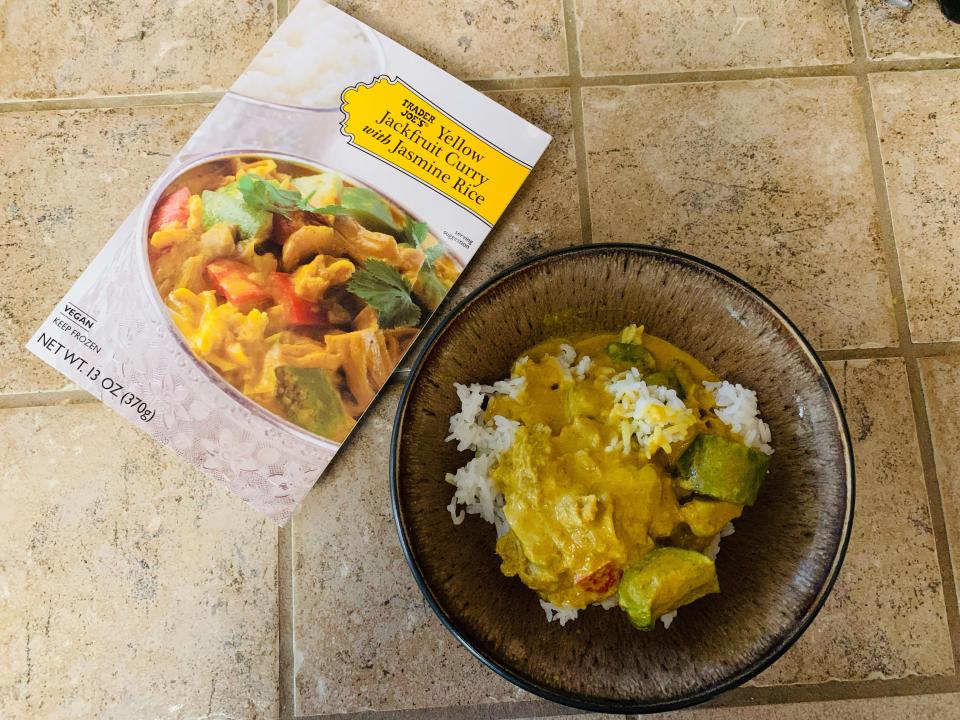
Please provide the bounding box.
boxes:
[268,272,325,326]
[205,259,272,308]
[148,186,191,235]
[574,562,622,594]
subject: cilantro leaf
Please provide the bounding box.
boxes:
[422,243,445,265]
[236,174,316,219]
[400,216,448,307]
[347,259,421,329]
[413,263,447,308]
[403,217,444,266]
[403,217,429,247]
[340,187,396,227]
[311,186,400,235]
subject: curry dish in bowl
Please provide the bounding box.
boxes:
[391,244,853,712]
[146,154,460,442]
[445,324,773,630]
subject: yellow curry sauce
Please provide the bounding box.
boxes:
[477,328,770,627]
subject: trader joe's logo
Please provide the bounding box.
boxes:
[340,76,531,226]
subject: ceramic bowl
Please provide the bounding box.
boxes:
[390,244,854,714]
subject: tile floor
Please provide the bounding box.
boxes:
[2,1,959,719]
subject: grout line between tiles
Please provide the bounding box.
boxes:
[816,346,902,361]
[844,0,871,64]
[468,76,573,92]
[842,56,960,74]
[903,355,960,669]
[0,388,95,409]
[4,59,960,115]
[846,0,960,673]
[579,63,856,86]
[911,341,960,358]
[572,58,960,88]
[0,91,223,113]
[823,342,960,361]
[561,0,593,245]
[279,523,295,720]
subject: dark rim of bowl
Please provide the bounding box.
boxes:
[389,243,855,715]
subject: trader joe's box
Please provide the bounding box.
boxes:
[27,0,550,524]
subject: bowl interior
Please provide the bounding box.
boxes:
[392,245,852,712]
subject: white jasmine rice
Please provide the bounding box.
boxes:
[550,343,578,381]
[539,600,581,626]
[704,522,736,561]
[573,355,592,381]
[444,381,522,535]
[704,380,774,455]
[557,344,577,367]
[232,2,382,109]
[606,369,698,459]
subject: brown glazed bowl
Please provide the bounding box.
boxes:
[390,244,854,714]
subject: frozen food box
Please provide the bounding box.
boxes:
[27,0,551,524]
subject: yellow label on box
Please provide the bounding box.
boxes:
[341,77,531,226]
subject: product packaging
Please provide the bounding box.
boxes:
[28,0,550,524]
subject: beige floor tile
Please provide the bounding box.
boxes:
[919,355,960,596]
[292,385,527,715]
[751,359,953,684]
[871,70,960,342]
[402,88,582,367]
[582,78,896,351]
[0,404,278,720]
[860,0,960,60]
[644,692,960,718]
[328,0,568,79]
[0,105,210,395]
[575,0,852,75]
[0,1,274,100]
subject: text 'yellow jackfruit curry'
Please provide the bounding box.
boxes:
[445,325,773,630]
[147,155,460,442]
